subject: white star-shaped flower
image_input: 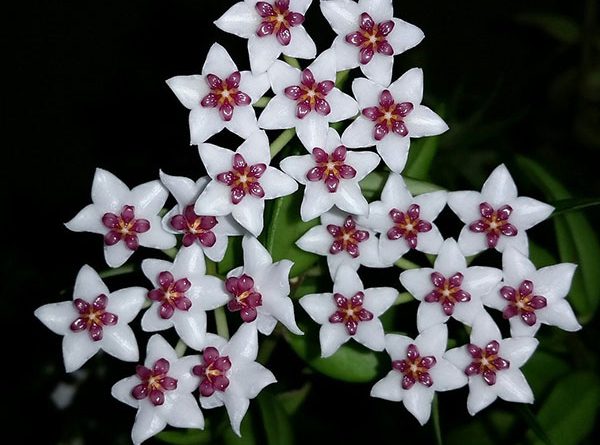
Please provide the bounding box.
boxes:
[34,265,145,372]
[358,173,446,266]
[65,168,176,268]
[225,235,303,335]
[196,323,277,436]
[280,127,380,221]
[141,245,230,350]
[296,210,383,278]
[400,238,502,332]
[299,265,396,357]
[111,335,204,445]
[215,0,316,74]
[482,247,581,337]
[370,324,467,425]
[445,313,538,415]
[320,0,424,85]
[160,171,243,262]
[448,164,554,256]
[342,68,448,173]
[167,43,269,145]
[258,49,359,150]
[195,130,298,236]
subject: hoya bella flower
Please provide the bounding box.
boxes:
[370,324,467,425]
[195,130,298,236]
[160,171,243,262]
[196,323,276,436]
[65,168,176,268]
[358,173,446,266]
[299,265,397,357]
[482,247,581,337]
[166,43,269,144]
[141,245,230,350]
[448,164,554,256]
[342,68,448,174]
[225,236,303,335]
[214,0,316,74]
[111,335,204,444]
[445,313,538,415]
[280,127,380,221]
[258,49,359,150]
[400,238,502,332]
[34,265,145,372]
[320,0,424,86]
[296,210,383,277]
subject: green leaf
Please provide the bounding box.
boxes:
[257,391,294,445]
[529,240,557,269]
[405,177,445,195]
[157,430,212,444]
[222,412,257,445]
[521,350,569,396]
[277,383,311,416]
[404,134,440,180]
[217,237,243,277]
[360,171,445,201]
[551,197,600,215]
[516,13,580,44]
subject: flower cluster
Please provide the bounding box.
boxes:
[35,0,582,442]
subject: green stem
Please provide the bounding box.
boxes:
[257,335,278,365]
[270,128,296,158]
[162,247,178,259]
[175,340,187,357]
[99,264,135,279]
[432,395,443,445]
[394,258,421,269]
[214,307,230,340]
[283,55,301,69]
[253,96,271,108]
[335,69,351,88]
[394,292,414,305]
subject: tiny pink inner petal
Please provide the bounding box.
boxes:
[161,376,178,391]
[160,302,175,319]
[343,216,356,230]
[89,323,103,341]
[378,20,395,36]
[494,358,510,370]
[465,363,480,376]
[330,240,343,254]
[467,344,482,358]
[104,231,121,246]
[255,1,275,17]
[391,121,409,137]
[225,277,239,295]
[200,215,218,230]
[249,163,267,178]
[405,233,418,249]
[325,175,340,193]
[350,291,364,306]
[257,20,275,37]
[99,312,118,325]
[217,171,235,185]
[284,85,302,100]
[70,318,87,332]
[406,204,420,220]
[333,293,347,308]
[469,221,487,232]
[174,296,192,311]
[231,186,246,205]
[312,147,328,162]
[287,12,305,26]
[377,41,394,56]
[149,389,165,406]
[201,93,218,108]
[345,319,358,335]
[389,208,404,223]
[132,384,148,400]
[357,308,373,321]
[503,305,519,319]
[416,220,432,232]
[518,280,534,296]
[421,356,437,369]
[521,311,537,326]
[329,311,344,323]
[136,365,152,380]
[317,80,335,95]
[154,358,170,374]
[338,164,356,179]
[198,231,217,247]
[379,90,395,108]
[206,74,222,90]
[500,223,518,236]
[102,213,119,229]
[182,233,197,247]
[482,369,497,386]
[485,340,500,356]
[148,289,164,302]
[132,219,150,233]
[500,286,516,301]
[248,182,265,198]
[314,98,331,116]
[373,122,389,141]
[496,205,513,220]
[234,92,251,106]
[454,290,471,303]
[359,12,375,32]
[402,374,416,390]
[276,26,292,46]
[327,224,341,237]
[418,373,433,387]
[219,103,234,121]
[486,231,500,248]
[448,272,464,288]
[214,356,232,372]
[296,101,312,119]
[530,295,547,309]
[199,379,215,397]
[170,214,187,231]
[424,291,440,303]
[430,272,445,288]
[392,360,406,372]
[362,107,382,121]
[396,102,414,117]
[352,230,369,242]
[387,226,404,240]
[121,206,135,223]
[479,202,494,218]
[307,166,326,181]
[407,344,420,360]
[158,271,174,289]
[346,243,360,258]
[237,274,255,293]
[124,234,139,251]
[275,0,289,10]
[301,69,315,87]
[331,145,346,161]
[346,31,367,46]
[212,374,230,391]
[203,347,220,363]
[226,71,241,89]
[93,294,108,310]
[442,300,455,315]
[233,153,247,171]
[240,306,258,322]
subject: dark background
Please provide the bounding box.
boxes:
[6,0,599,443]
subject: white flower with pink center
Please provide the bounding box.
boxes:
[342,68,448,174]
[448,164,555,256]
[160,171,243,262]
[196,323,277,436]
[358,173,446,265]
[371,324,467,425]
[258,48,359,150]
[482,247,581,337]
[296,210,383,278]
[226,236,303,335]
[34,265,145,372]
[141,245,230,350]
[320,0,424,85]
[215,0,316,74]
[300,265,397,357]
[280,128,380,221]
[111,335,204,444]
[195,130,298,236]
[167,43,269,144]
[400,239,502,332]
[445,313,538,415]
[65,168,176,268]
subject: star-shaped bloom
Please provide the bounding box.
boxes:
[400,238,502,332]
[258,49,359,150]
[358,173,446,266]
[482,247,581,337]
[445,313,538,415]
[296,210,383,277]
[299,265,396,357]
[35,265,145,372]
[342,68,448,173]
[141,245,230,350]
[196,323,277,436]
[448,164,554,256]
[167,43,269,145]
[214,0,316,74]
[65,168,176,268]
[280,128,380,221]
[111,335,204,444]
[195,130,298,236]
[160,171,243,262]
[370,324,467,425]
[225,235,303,335]
[320,0,424,85]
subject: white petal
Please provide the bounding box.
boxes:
[248,35,282,74]
[200,392,225,409]
[321,0,361,35]
[467,376,497,415]
[414,190,447,219]
[131,180,168,216]
[101,324,139,362]
[416,302,449,333]
[171,355,203,393]
[217,214,244,236]
[434,239,467,276]
[358,0,393,22]
[193,275,230,310]
[346,150,380,180]
[509,317,540,337]
[385,333,413,360]
[416,324,448,357]
[141,304,172,332]
[444,346,472,371]
[214,2,261,39]
[107,288,145,324]
[307,48,336,82]
[65,204,105,234]
[320,209,348,226]
[131,403,167,445]
[202,236,231,263]
[404,105,448,138]
[376,135,410,173]
[198,143,235,178]
[332,35,360,71]
[481,164,518,206]
[34,302,75,336]
[111,376,139,408]
[351,77,382,108]
[257,95,296,129]
[301,183,335,221]
[202,43,238,80]
[141,258,173,287]
[502,247,537,284]
[296,225,332,255]
[495,369,534,404]
[501,337,538,368]
[296,114,329,151]
[242,235,273,274]
[166,393,204,429]
[104,242,134,268]
[496,230,529,255]
[333,265,364,296]
[145,334,178,365]
[335,182,369,215]
[463,266,503,297]
[326,89,360,122]
[364,287,397,316]
[300,293,336,324]
[379,236,410,266]
[290,0,312,15]
[62,333,101,372]
[447,190,482,224]
[457,227,488,256]
[194,181,232,216]
[319,323,350,357]
[282,26,317,59]
[403,383,434,425]
[341,116,376,148]
[371,371,404,401]
[429,360,468,392]
[510,197,554,230]
[399,268,434,301]
[74,264,110,300]
[91,168,130,211]
[257,313,278,335]
[159,171,202,207]
[264,299,303,336]
[260,168,298,199]
[189,106,225,144]
[172,243,206,278]
[537,299,582,332]
[533,263,576,300]
[416,228,444,255]
[326,251,360,277]
[138,220,177,249]
[223,385,251,437]
[481,285,506,312]
[239,132,271,168]
[388,18,425,56]
[165,75,205,110]
[225,105,260,139]
[225,322,259,361]
[240,71,270,106]
[280,154,313,183]
[360,54,394,87]
[173,310,208,350]
[452,300,486,327]
[235,360,277,399]
[354,319,386,351]
[470,312,502,347]
[380,172,413,205]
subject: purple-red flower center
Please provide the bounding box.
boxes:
[328,291,373,335]
[387,204,432,248]
[327,215,370,258]
[226,274,263,323]
[201,71,251,122]
[362,89,413,141]
[131,358,178,406]
[469,202,518,248]
[148,271,192,320]
[216,153,267,205]
[392,344,437,390]
[69,294,118,342]
[193,347,232,397]
[102,205,150,251]
[346,12,395,64]
[170,205,218,248]
[465,341,510,386]
[424,272,471,316]
[500,280,547,326]
[284,68,334,119]
[255,0,305,46]
[306,145,356,193]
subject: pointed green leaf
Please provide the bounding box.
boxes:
[257,391,294,445]
[404,135,440,180]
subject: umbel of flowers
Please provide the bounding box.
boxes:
[35,0,581,443]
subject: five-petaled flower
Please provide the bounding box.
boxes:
[342,68,448,174]
[280,128,380,221]
[371,324,467,425]
[448,164,554,256]
[35,264,145,372]
[300,265,397,357]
